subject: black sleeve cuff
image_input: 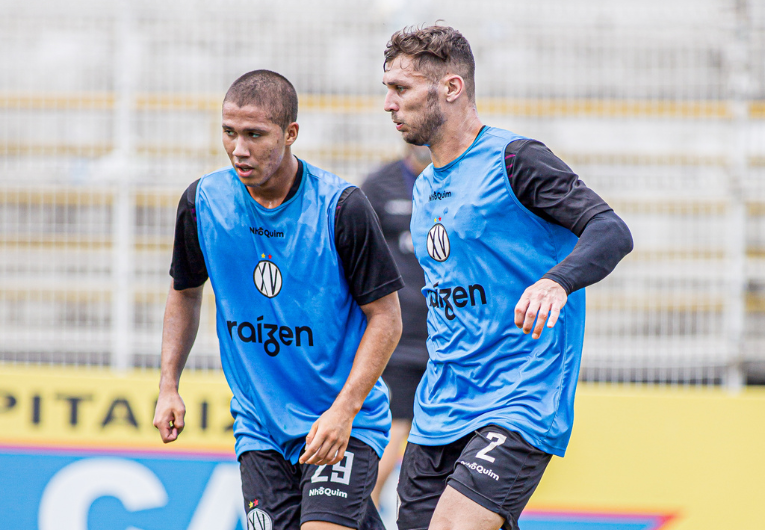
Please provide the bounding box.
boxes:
[354,277,406,307]
[541,271,575,296]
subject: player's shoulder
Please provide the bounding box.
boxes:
[482,126,528,144]
[196,166,237,193]
[301,159,353,192]
[470,127,530,164]
[480,128,555,168]
[504,138,569,171]
[179,178,201,203]
[193,167,240,211]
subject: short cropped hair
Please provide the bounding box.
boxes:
[384,25,476,102]
[224,70,298,130]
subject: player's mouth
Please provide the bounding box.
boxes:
[235,164,254,178]
[393,120,405,131]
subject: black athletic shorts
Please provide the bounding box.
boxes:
[397,425,552,530]
[239,437,385,530]
[382,363,426,420]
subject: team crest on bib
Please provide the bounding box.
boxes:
[253,255,283,298]
[427,220,450,262]
[247,508,273,530]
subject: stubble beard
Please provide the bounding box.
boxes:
[401,85,445,147]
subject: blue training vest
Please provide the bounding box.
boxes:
[409,127,586,457]
[195,161,391,463]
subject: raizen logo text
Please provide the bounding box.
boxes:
[250,226,284,238]
[429,190,452,202]
[242,253,313,356]
[425,282,487,321]
[227,319,314,357]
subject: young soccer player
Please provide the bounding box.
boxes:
[154,69,403,530]
[382,26,633,530]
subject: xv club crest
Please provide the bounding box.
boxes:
[253,260,283,298]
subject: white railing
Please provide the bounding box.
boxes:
[0,0,763,385]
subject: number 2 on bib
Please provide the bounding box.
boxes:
[475,432,507,463]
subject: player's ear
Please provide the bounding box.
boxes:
[284,122,299,146]
[443,75,465,103]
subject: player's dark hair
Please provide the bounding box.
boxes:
[224,70,298,130]
[384,25,476,102]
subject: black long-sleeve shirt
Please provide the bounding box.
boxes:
[504,138,633,294]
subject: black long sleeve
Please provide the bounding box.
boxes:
[505,139,633,294]
[541,210,633,294]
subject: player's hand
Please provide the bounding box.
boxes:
[299,404,354,466]
[153,390,186,443]
[514,279,568,339]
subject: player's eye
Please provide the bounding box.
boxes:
[396,86,406,93]
[223,129,235,136]
[249,132,261,138]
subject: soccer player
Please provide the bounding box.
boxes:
[153,70,403,530]
[381,27,633,530]
[361,144,432,506]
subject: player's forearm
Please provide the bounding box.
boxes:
[334,292,402,415]
[542,210,633,294]
[159,283,204,392]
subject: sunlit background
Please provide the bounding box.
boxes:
[1,1,764,529]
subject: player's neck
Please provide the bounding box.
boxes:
[429,112,483,168]
[246,152,298,209]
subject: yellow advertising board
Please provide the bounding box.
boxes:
[0,366,235,453]
[1,366,764,530]
[530,384,765,530]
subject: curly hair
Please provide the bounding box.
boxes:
[224,70,298,131]
[384,25,476,102]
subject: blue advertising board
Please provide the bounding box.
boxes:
[0,448,245,530]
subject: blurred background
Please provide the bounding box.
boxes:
[2,0,765,384]
[0,1,764,529]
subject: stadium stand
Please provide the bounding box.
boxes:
[0,0,763,386]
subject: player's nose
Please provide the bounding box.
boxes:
[383,90,398,112]
[232,136,249,157]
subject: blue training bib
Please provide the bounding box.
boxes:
[195,161,391,463]
[409,127,585,457]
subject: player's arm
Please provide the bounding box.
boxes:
[300,292,402,466]
[300,187,404,466]
[506,140,633,339]
[153,282,204,442]
[153,180,209,442]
